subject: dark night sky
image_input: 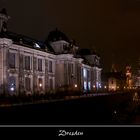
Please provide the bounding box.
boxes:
[1,0,140,73]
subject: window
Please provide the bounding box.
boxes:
[49,78,53,89]
[88,81,91,90]
[9,52,16,68]
[25,77,31,91]
[84,81,87,91]
[49,61,53,72]
[83,68,87,78]
[25,56,30,70]
[96,82,99,89]
[38,59,42,71]
[63,44,67,50]
[8,76,16,93]
[38,78,43,89]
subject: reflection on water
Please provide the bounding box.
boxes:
[112,92,140,124]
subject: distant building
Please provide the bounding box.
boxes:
[102,72,126,91]
[102,64,126,91]
[0,9,102,95]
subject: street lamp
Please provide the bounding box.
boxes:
[74,84,77,88]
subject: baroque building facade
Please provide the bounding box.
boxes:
[0,9,102,95]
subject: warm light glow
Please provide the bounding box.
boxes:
[93,85,95,88]
[117,86,119,89]
[39,83,42,87]
[74,84,77,88]
[104,86,107,89]
[111,86,115,90]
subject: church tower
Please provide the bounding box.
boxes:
[126,65,132,88]
[0,8,10,33]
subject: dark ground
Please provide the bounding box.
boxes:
[0,92,138,125]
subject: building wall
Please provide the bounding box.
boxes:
[55,54,83,92]
[0,38,102,95]
[92,67,102,91]
[0,38,56,95]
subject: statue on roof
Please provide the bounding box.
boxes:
[0,8,10,34]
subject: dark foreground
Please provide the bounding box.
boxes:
[0,92,139,125]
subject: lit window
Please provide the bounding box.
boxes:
[84,81,87,91]
[96,82,98,88]
[25,56,30,70]
[38,58,42,71]
[9,52,16,68]
[83,68,87,78]
[38,78,43,89]
[88,81,91,90]
[25,77,31,91]
[8,76,16,93]
[99,83,102,88]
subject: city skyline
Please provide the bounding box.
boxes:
[0,0,140,72]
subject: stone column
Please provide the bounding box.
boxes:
[33,55,37,94]
[45,59,48,93]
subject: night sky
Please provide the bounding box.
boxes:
[1,0,140,73]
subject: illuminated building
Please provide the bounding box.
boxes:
[102,64,126,91]
[0,9,102,95]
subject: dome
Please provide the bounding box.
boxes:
[47,28,69,42]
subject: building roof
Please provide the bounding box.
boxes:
[0,31,55,53]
